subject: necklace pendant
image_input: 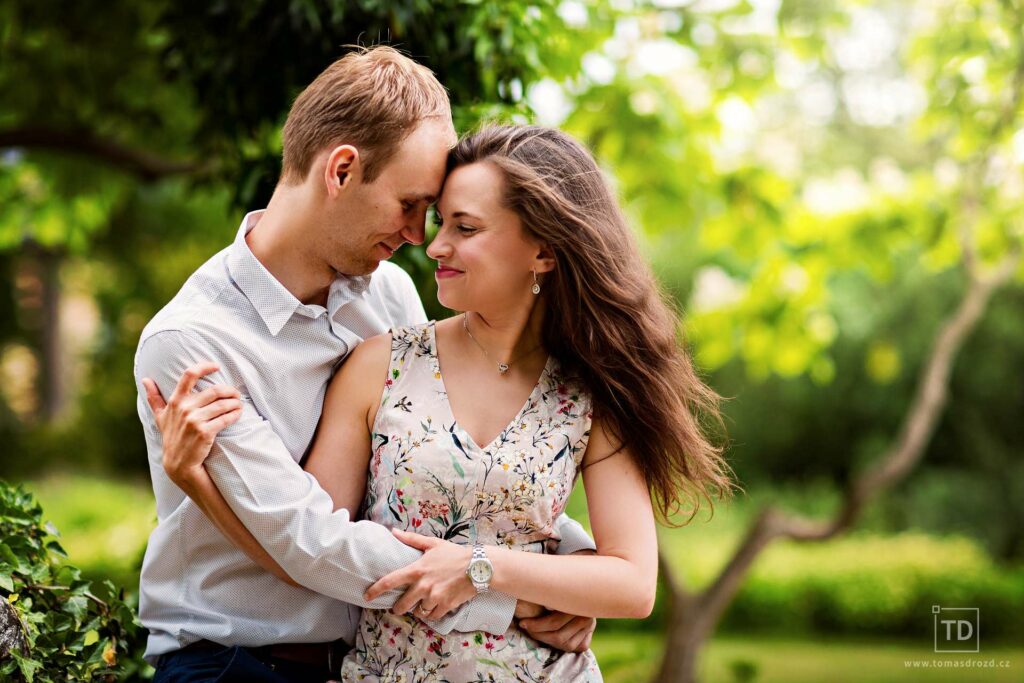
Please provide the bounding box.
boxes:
[498,362,510,374]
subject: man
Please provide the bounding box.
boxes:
[134,46,597,682]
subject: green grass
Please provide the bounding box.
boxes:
[592,632,1024,683]
[22,471,156,590]
[16,472,1024,682]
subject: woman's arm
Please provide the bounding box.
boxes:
[367,417,659,620]
[485,417,658,618]
[144,335,391,583]
[301,333,392,516]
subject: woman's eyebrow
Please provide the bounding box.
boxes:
[451,210,482,221]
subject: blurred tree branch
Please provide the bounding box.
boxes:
[0,126,203,182]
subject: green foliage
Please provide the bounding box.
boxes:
[565,480,1024,639]
[154,0,616,208]
[0,479,143,682]
[592,631,1024,683]
[718,532,1024,638]
[23,474,153,592]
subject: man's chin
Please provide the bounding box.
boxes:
[334,259,381,278]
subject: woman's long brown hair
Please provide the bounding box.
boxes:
[448,125,737,524]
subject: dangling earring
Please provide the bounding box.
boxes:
[531,269,541,295]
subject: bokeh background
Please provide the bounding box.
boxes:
[1,0,1022,681]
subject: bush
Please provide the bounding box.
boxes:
[718,532,1024,639]
[0,479,144,682]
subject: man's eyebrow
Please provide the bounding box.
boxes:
[407,193,437,203]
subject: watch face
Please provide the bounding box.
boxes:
[469,560,493,583]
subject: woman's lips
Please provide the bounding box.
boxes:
[435,265,464,279]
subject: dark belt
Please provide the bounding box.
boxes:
[179,638,348,677]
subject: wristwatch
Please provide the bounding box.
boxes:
[466,543,493,593]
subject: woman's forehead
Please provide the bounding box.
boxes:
[438,162,506,214]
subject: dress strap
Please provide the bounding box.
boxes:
[380,322,436,406]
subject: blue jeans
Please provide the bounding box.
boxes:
[153,644,334,683]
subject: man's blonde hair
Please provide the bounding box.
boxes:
[281,46,450,184]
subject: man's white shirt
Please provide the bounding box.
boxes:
[134,211,595,663]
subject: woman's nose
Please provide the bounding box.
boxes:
[426,231,450,259]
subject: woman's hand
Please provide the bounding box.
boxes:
[364,529,476,621]
[142,362,242,487]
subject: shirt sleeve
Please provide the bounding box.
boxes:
[551,513,597,555]
[396,264,428,324]
[134,329,515,635]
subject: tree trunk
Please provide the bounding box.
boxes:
[39,250,63,420]
[652,248,1021,682]
[0,599,28,660]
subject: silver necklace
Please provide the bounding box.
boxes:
[462,313,542,375]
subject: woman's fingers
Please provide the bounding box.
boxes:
[416,601,439,620]
[391,582,425,616]
[207,408,242,433]
[142,378,167,417]
[168,362,221,406]
[365,565,412,602]
[392,528,438,551]
[190,398,242,427]
[192,383,240,408]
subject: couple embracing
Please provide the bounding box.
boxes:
[134,46,733,683]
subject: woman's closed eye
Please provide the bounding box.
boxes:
[434,214,478,235]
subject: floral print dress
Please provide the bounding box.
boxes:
[340,321,602,682]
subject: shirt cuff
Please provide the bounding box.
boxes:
[427,589,516,635]
[552,516,596,556]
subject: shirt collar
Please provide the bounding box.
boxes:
[227,210,373,336]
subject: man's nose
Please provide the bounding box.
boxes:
[401,208,427,246]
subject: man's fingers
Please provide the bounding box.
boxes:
[564,617,595,651]
[514,599,545,620]
[520,610,575,634]
[142,378,167,415]
[391,528,437,551]
[169,362,220,405]
[566,625,590,653]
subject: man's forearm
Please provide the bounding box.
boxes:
[204,448,516,634]
[176,465,301,587]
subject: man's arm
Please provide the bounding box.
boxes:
[135,329,516,635]
[551,513,596,555]
[140,363,300,587]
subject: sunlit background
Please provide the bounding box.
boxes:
[1,0,1022,681]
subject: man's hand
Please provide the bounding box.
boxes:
[519,610,595,653]
[142,363,242,486]
[364,529,476,622]
[514,600,545,620]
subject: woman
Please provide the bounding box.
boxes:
[156,125,735,681]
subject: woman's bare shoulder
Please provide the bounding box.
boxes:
[326,332,393,405]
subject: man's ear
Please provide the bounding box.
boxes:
[322,144,361,197]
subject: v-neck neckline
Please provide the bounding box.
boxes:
[428,320,553,453]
